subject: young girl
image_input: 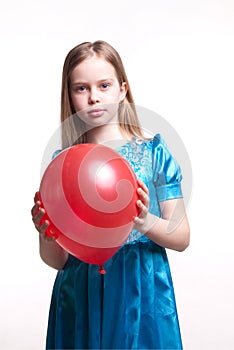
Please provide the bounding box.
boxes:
[31,40,190,350]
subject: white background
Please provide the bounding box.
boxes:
[0,0,233,349]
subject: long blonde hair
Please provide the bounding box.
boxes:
[60,40,144,149]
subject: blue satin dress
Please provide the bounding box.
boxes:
[46,134,184,350]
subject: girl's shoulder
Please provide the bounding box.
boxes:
[131,133,166,151]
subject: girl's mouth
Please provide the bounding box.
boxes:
[88,109,105,118]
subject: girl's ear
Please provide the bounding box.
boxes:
[119,82,128,102]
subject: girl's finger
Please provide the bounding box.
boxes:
[31,201,41,217]
[137,188,149,207]
[35,207,45,220]
[34,191,40,203]
[137,179,149,194]
[134,216,144,225]
[32,207,46,228]
[40,220,50,232]
[136,200,148,218]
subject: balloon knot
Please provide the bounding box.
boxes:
[98,265,106,274]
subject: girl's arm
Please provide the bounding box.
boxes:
[31,198,69,270]
[134,180,190,252]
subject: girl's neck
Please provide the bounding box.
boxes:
[86,123,131,145]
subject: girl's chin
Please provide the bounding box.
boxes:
[83,118,119,129]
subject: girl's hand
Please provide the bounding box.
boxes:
[133,180,157,234]
[31,193,54,241]
[135,179,149,219]
[133,180,151,232]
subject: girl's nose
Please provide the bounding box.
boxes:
[88,88,100,104]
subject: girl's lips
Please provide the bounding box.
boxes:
[88,109,105,117]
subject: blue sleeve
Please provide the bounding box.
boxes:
[52,149,62,159]
[152,134,183,202]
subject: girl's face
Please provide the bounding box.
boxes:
[69,55,127,127]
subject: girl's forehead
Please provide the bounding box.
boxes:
[77,54,113,69]
[71,56,117,81]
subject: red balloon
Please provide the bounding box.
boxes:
[38,143,139,269]
[57,233,120,265]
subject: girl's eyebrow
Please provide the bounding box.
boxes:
[70,81,86,86]
[71,78,115,86]
[98,78,114,83]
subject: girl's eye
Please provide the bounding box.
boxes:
[74,86,87,93]
[101,83,110,89]
[79,86,87,92]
